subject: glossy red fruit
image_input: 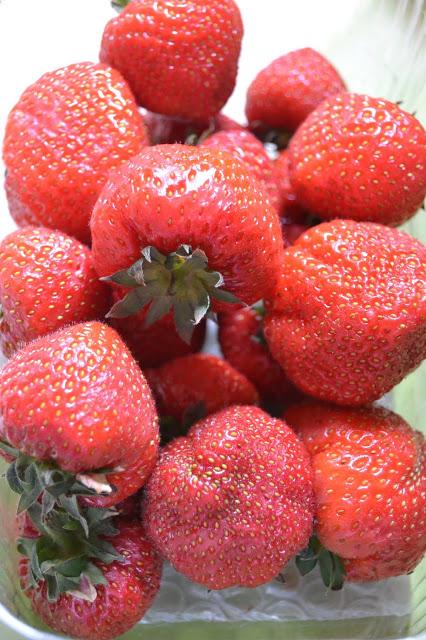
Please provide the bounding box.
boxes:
[100,0,243,121]
[3,62,148,244]
[218,307,298,406]
[0,227,110,358]
[273,151,308,221]
[264,220,426,406]
[144,405,314,589]
[145,353,259,423]
[110,301,206,369]
[289,93,426,226]
[0,322,159,508]
[145,111,243,145]
[91,144,285,341]
[246,48,345,133]
[21,519,162,640]
[284,402,426,582]
[201,129,280,210]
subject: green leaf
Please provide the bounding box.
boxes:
[210,287,243,305]
[295,555,318,576]
[0,439,19,458]
[58,495,89,537]
[101,267,139,288]
[106,287,153,318]
[111,0,131,12]
[173,299,196,344]
[6,460,24,494]
[144,295,173,327]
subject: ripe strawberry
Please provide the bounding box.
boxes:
[288,93,426,226]
[3,62,148,244]
[145,111,243,145]
[0,227,110,358]
[109,291,205,369]
[201,129,280,210]
[145,353,259,441]
[100,0,243,121]
[144,405,314,589]
[264,220,426,406]
[246,48,345,134]
[218,306,299,406]
[20,518,162,640]
[284,402,426,583]
[0,321,159,513]
[273,151,308,221]
[91,144,285,342]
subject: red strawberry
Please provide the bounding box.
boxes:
[109,290,205,369]
[3,62,148,244]
[288,93,426,226]
[218,306,299,406]
[201,129,280,210]
[145,353,259,440]
[0,321,159,512]
[145,111,243,145]
[100,0,243,122]
[264,220,426,406]
[246,48,345,134]
[144,405,314,589]
[284,402,426,583]
[20,518,162,640]
[273,151,308,221]
[91,144,285,342]
[0,227,110,358]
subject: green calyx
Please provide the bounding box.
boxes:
[295,535,346,591]
[103,245,242,344]
[0,441,122,602]
[111,0,130,11]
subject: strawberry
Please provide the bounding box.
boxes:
[218,306,299,407]
[273,151,308,221]
[3,62,148,244]
[0,227,110,358]
[264,220,426,406]
[200,129,280,210]
[284,402,426,584]
[100,0,243,122]
[91,144,285,342]
[145,353,259,441]
[145,111,243,145]
[110,302,206,369]
[144,405,314,589]
[288,93,426,226]
[246,48,345,135]
[0,321,159,517]
[20,518,162,640]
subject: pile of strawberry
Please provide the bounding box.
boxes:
[1,1,426,639]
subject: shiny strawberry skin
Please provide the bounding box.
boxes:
[91,145,285,307]
[144,405,314,589]
[100,0,243,121]
[201,129,280,210]
[264,220,426,406]
[110,304,206,369]
[218,307,298,405]
[246,48,345,133]
[0,322,159,507]
[3,62,148,244]
[21,519,162,640]
[145,353,259,422]
[289,93,426,226]
[273,151,308,221]
[145,111,243,145]
[0,227,110,358]
[284,402,426,581]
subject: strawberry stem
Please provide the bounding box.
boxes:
[103,245,242,344]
